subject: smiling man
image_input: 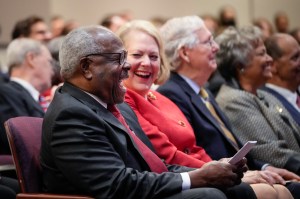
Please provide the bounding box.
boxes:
[263,33,300,126]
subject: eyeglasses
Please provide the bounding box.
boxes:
[199,37,215,48]
[83,50,127,65]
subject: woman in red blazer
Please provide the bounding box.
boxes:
[116,20,211,168]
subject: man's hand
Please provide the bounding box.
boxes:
[188,160,244,189]
[265,165,300,182]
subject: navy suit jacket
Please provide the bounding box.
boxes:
[261,86,300,127]
[0,81,44,154]
[158,72,264,169]
[41,82,191,199]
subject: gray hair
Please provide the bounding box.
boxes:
[6,38,44,73]
[59,25,111,79]
[215,26,263,80]
[160,16,205,71]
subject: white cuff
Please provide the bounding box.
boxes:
[180,172,191,190]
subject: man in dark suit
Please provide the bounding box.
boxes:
[158,15,300,198]
[262,33,300,126]
[0,38,53,155]
[40,25,251,199]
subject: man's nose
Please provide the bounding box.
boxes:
[123,62,131,70]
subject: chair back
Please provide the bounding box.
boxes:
[5,116,43,193]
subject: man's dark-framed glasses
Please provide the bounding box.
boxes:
[83,50,127,65]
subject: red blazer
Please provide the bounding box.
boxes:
[125,89,211,168]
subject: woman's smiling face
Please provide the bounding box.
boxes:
[123,30,161,97]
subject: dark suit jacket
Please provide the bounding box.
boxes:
[261,86,300,127]
[0,81,44,154]
[157,72,264,170]
[40,82,192,199]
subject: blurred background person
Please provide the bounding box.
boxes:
[217,5,237,35]
[0,38,53,155]
[290,27,300,45]
[61,19,80,36]
[253,17,274,41]
[50,15,65,38]
[274,11,289,33]
[100,13,128,32]
[201,14,219,37]
[11,15,52,43]
[39,36,64,111]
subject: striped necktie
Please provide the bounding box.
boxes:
[296,94,300,108]
[108,104,168,173]
[199,88,239,151]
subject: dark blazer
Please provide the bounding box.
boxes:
[0,81,44,154]
[261,86,300,127]
[157,72,264,170]
[40,82,191,199]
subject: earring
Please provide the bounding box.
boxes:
[240,68,245,74]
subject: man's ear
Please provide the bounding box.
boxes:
[79,58,92,80]
[271,60,278,75]
[178,46,190,63]
[25,52,36,69]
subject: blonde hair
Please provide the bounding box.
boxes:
[116,20,170,85]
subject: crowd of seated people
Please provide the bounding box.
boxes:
[0,7,300,198]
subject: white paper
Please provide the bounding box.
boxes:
[228,141,257,165]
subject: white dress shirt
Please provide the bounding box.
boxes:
[266,83,300,112]
[10,77,39,101]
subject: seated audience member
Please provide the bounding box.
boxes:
[253,17,274,41]
[217,5,237,36]
[61,20,80,36]
[290,28,300,45]
[50,15,65,38]
[100,13,128,32]
[40,25,250,199]
[262,33,300,126]
[39,36,65,111]
[201,14,219,37]
[157,16,300,198]
[116,19,295,199]
[0,38,53,155]
[11,15,52,43]
[214,26,300,176]
[274,11,289,33]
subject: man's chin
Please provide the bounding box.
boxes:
[112,92,126,105]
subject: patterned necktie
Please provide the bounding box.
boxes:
[199,88,239,151]
[107,104,168,173]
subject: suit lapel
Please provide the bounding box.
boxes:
[62,83,151,165]
[62,82,129,133]
[172,74,239,149]
[261,86,300,126]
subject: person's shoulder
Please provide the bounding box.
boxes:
[0,81,24,97]
[216,85,254,107]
